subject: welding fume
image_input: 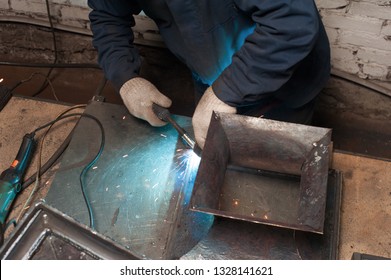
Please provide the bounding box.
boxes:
[88,0,331,147]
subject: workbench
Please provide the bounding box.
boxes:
[1,96,390,260]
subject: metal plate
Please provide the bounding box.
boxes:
[190,112,332,234]
[44,101,214,259]
[0,202,140,260]
[182,170,342,260]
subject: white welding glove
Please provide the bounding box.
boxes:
[119,77,172,126]
[192,86,236,149]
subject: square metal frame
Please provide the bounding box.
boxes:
[190,112,332,234]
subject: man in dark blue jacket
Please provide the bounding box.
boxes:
[88,0,330,148]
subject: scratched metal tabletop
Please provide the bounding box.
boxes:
[45,100,214,259]
[45,101,340,260]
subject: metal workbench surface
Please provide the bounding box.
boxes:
[1,97,390,259]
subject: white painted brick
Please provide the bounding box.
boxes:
[51,0,68,4]
[0,2,9,9]
[322,12,383,35]
[357,47,391,66]
[52,0,88,7]
[69,0,88,7]
[330,45,362,75]
[339,30,391,51]
[330,45,357,62]
[381,20,391,36]
[324,27,339,44]
[60,5,89,20]
[358,0,391,5]
[315,0,349,10]
[349,1,391,20]
[362,63,390,80]
[11,0,47,14]
[331,58,361,75]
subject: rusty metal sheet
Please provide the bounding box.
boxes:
[182,170,342,260]
[190,112,332,234]
[0,202,141,260]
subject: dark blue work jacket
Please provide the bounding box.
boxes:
[88,0,330,109]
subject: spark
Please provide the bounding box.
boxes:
[0,78,3,83]
[122,116,126,120]
[160,134,167,138]
[92,166,98,170]
[122,154,128,158]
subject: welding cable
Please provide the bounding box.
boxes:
[0,61,100,69]
[21,130,73,190]
[31,112,105,230]
[94,76,107,97]
[16,105,87,222]
[29,0,58,98]
[10,72,59,101]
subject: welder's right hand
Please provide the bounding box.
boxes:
[119,77,172,126]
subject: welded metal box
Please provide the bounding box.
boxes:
[190,112,332,234]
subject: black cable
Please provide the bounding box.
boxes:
[95,76,107,97]
[31,113,105,230]
[21,130,73,190]
[0,61,100,69]
[30,0,58,98]
[9,72,59,100]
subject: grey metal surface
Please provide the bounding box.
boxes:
[190,112,332,234]
[45,101,214,259]
[0,202,140,260]
[182,170,342,260]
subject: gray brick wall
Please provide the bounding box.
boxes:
[1,0,390,82]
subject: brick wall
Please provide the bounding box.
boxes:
[0,0,390,82]
[317,0,391,81]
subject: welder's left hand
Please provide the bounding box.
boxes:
[192,87,236,149]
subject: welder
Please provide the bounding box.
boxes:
[88,0,330,149]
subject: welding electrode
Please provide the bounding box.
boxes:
[152,103,202,156]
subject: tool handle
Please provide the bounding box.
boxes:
[152,103,170,122]
[152,103,202,156]
[0,133,35,237]
[12,133,35,175]
[152,103,187,135]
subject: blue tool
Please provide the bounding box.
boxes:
[0,133,35,246]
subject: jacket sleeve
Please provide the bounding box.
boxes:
[88,0,142,90]
[213,0,321,107]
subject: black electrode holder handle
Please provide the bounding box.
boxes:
[152,103,202,156]
[0,85,12,112]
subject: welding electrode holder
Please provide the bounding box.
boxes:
[0,133,35,247]
[152,103,202,156]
